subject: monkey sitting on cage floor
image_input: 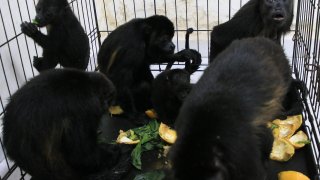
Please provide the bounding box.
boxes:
[2,69,132,180]
[21,0,90,72]
[170,37,292,180]
[151,68,196,127]
[97,15,201,125]
[210,0,294,62]
[151,28,202,127]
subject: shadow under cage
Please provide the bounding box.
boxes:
[0,0,319,179]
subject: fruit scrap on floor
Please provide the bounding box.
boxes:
[109,105,124,115]
[278,170,310,180]
[116,120,164,170]
[145,109,158,119]
[115,118,179,170]
[268,115,311,162]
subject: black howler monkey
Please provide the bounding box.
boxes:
[151,28,201,126]
[21,0,90,72]
[171,38,291,180]
[210,0,293,62]
[2,69,131,180]
[98,15,201,124]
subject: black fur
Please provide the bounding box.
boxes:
[170,38,291,180]
[97,15,200,124]
[151,69,191,126]
[21,0,90,72]
[278,79,305,119]
[151,28,202,126]
[210,0,293,62]
[2,69,131,180]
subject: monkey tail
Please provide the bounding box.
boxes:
[165,28,194,71]
[185,28,194,49]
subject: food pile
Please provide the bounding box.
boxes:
[116,109,177,171]
[268,115,310,162]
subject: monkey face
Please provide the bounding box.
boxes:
[34,0,65,27]
[148,32,175,56]
[261,0,293,26]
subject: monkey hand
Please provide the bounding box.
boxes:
[33,56,42,70]
[21,21,39,38]
[188,49,202,72]
[175,49,202,64]
[175,49,202,74]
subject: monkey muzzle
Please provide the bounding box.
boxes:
[272,12,285,22]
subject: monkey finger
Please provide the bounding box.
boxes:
[175,49,197,62]
[21,23,38,36]
[26,23,38,34]
[184,49,202,62]
[21,23,31,35]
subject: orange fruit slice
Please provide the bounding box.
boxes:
[270,138,295,162]
[289,131,310,149]
[159,123,177,144]
[109,106,124,115]
[278,170,310,180]
[145,109,158,119]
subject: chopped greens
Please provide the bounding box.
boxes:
[32,19,39,25]
[297,140,311,144]
[129,129,139,141]
[130,120,164,169]
[270,123,279,130]
[133,170,165,180]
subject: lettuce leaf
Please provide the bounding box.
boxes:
[131,120,164,169]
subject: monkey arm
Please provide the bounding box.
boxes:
[21,22,56,49]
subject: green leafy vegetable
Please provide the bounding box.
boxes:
[297,140,311,144]
[270,123,279,130]
[133,170,165,180]
[32,19,39,25]
[129,130,139,141]
[130,120,164,169]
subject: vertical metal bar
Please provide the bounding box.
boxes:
[154,0,157,14]
[229,0,231,20]
[6,0,27,81]
[16,0,35,76]
[112,0,118,27]
[185,0,188,28]
[196,0,199,51]
[0,8,20,88]
[25,0,39,59]
[93,0,102,46]
[0,55,12,96]
[80,0,89,32]
[123,0,127,22]
[102,0,110,35]
[218,0,220,24]
[143,0,147,18]
[174,0,179,51]
[88,0,99,69]
[164,0,167,16]
[133,0,137,18]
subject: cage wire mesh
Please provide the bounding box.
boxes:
[0,0,319,179]
[292,0,320,175]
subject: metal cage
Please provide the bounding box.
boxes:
[0,0,319,179]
